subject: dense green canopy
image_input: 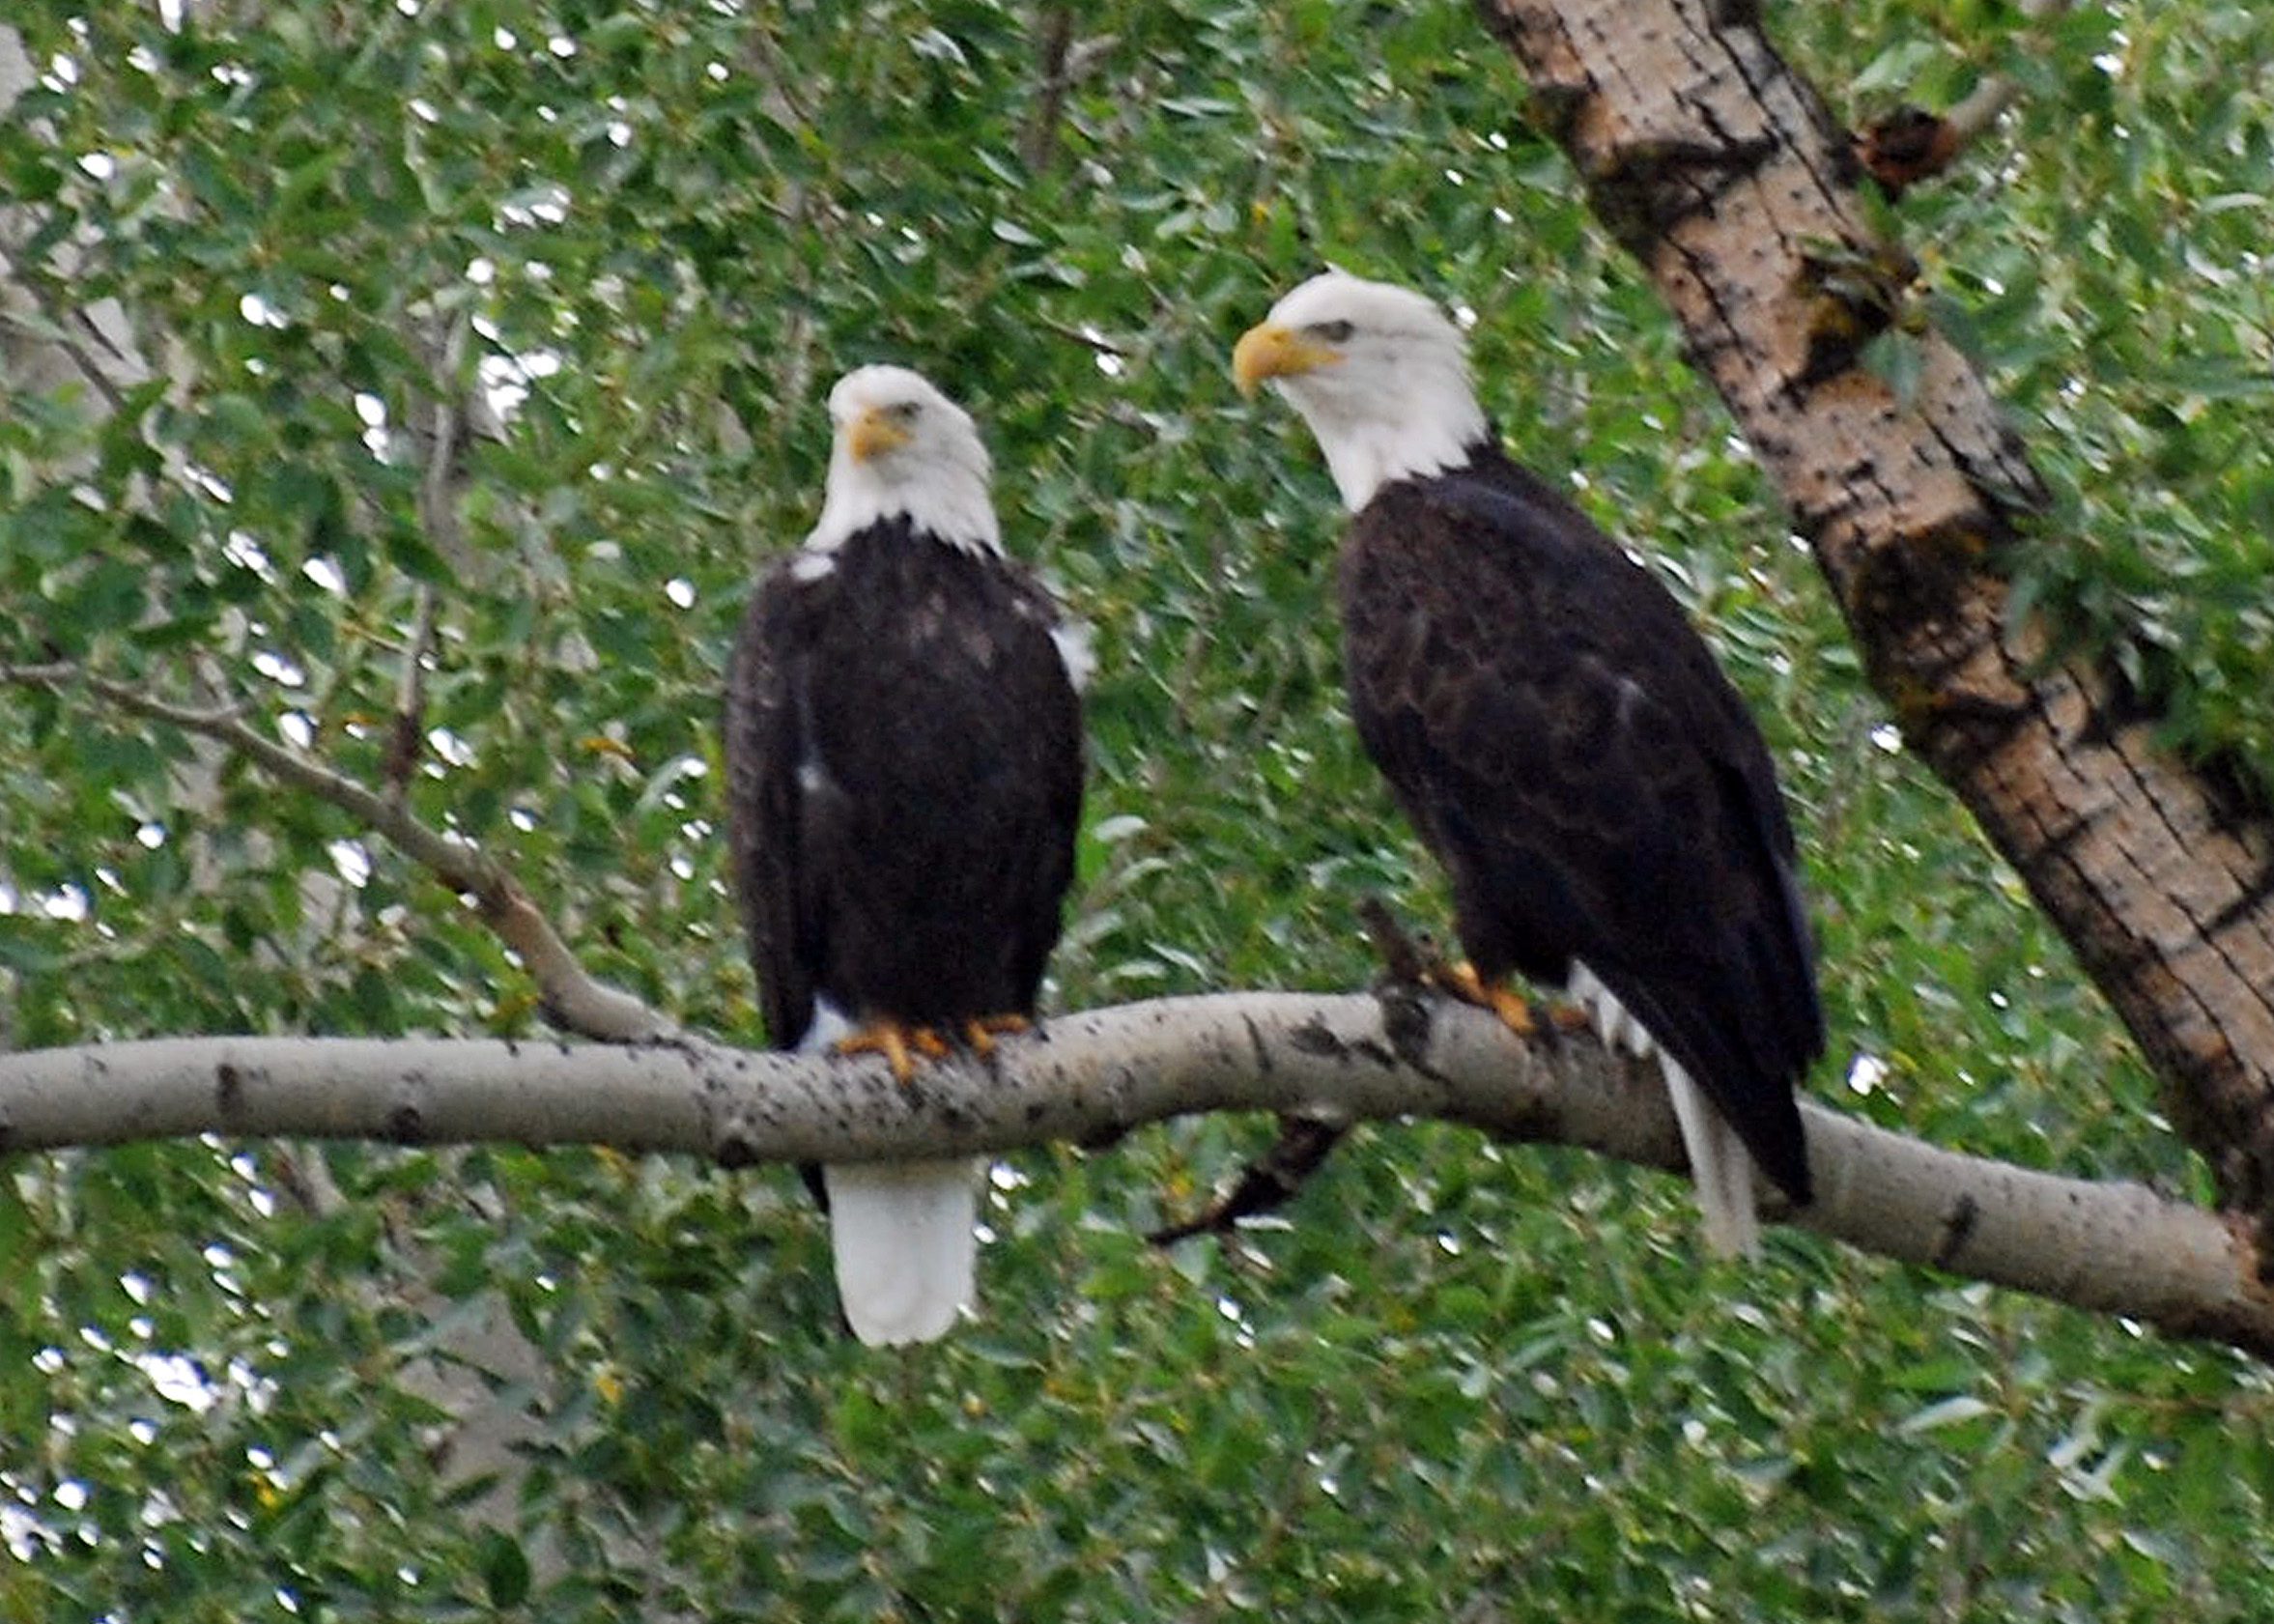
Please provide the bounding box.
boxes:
[2,1,2269,1615]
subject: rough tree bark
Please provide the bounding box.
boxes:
[1475,0,2274,1259]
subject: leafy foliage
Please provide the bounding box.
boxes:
[2,0,2270,1617]
[1829,0,2274,792]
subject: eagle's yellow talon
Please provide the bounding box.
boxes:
[833,1016,1026,1078]
[962,1012,1032,1057]
[834,1021,951,1085]
[1427,959,1572,1041]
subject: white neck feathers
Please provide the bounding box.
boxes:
[803,364,1004,556]
[807,443,1001,556]
[1307,365,1488,511]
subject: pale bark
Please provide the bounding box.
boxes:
[1476,0,2274,1252]
[4,994,2269,1357]
[0,32,149,442]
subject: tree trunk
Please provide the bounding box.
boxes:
[1475,0,2274,1260]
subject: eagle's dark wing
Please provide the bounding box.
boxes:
[1339,451,1819,1201]
[787,536,1081,1026]
[724,566,819,1052]
[724,528,1084,1047]
[992,570,1089,1002]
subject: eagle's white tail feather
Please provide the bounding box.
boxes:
[1568,963,1651,1056]
[799,998,980,1346]
[1570,961,1761,1259]
[821,1159,982,1347]
[1662,1057,1761,1260]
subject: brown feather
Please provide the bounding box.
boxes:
[724,518,1084,1051]
[1340,443,1819,1203]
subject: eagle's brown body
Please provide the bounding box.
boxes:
[1340,442,1819,1205]
[722,361,1084,1346]
[725,517,1083,1063]
[1236,270,1819,1254]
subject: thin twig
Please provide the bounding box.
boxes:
[1357,895,1431,985]
[385,587,435,803]
[0,282,136,416]
[0,660,671,1042]
[1034,314,1129,356]
[1020,7,1077,173]
[413,316,478,571]
[1147,1114,1351,1244]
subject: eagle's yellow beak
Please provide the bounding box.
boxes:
[845,407,912,463]
[1232,322,1341,396]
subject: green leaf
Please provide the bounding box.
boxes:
[478,1528,533,1607]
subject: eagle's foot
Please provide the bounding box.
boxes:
[961,1012,1032,1059]
[1428,959,1532,1035]
[1428,960,1585,1042]
[833,1021,952,1084]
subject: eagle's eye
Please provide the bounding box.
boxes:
[1307,320,1355,343]
[889,400,923,421]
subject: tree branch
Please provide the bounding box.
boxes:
[1856,82,2015,198]
[1020,6,1077,173]
[1855,0,2074,196]
[3,992,2268,1358]
[0,660,668,1043]
[382,587,435,803]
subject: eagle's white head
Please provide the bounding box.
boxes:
[808,364,1002,556]
[1233,271,1491,513]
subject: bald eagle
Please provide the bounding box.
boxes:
[1234,272,1819,1257]
[724,365,1086,1344]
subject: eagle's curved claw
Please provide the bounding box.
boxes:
[834,1022,952,1084]
[962,1012,1032,1059]
[1427,959,1586,1043]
